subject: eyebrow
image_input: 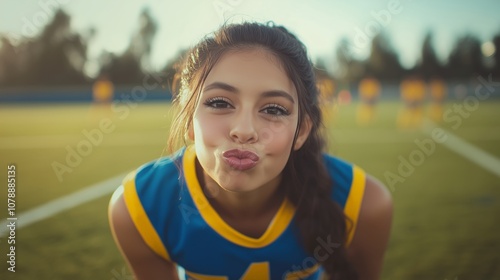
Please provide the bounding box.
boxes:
[203,81,295,104]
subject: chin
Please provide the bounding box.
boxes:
[218,181,255,193]
[220,186,247,193]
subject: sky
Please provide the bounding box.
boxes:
[1,0,500,77]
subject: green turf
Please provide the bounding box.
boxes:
[0,100,499,279]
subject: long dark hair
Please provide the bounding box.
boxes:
[167,22,357,279]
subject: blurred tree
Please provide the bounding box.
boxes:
[335,38,365,82]
[1,8,495,89]
[129,8,158,70]
[35,9,89,86]
[0,37,20,86]
[493,34,500,78]
[446,34,484,79]
[313,58,330,79]
[100,52,144,85]
[99,8,158,85]
[366,33,403,82]
[160,48,196,94]
[0,9,90,87]
[417,31,444,80]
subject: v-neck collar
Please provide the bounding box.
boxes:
[182,145,295,248]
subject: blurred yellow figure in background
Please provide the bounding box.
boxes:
[317,78,336,126]
[398,77,426,129]
[428,79,447,123]
[357,77,381,126]
[91,75,114,120]
[93,75,114,103]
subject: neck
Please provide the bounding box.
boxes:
[196,161,284,219]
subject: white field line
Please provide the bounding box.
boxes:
[0,172,127,237]
[422,119,500,178]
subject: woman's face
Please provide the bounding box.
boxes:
[191,48,310,193]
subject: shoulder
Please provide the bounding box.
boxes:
[361,175,393,223]
[122,150,185,204]
[355,174,393,243]
[322,154,362,187]
[322,153,352,177]
[321,154,392,244]
[108,149,186,257]
[130,152,183,187]
[322,154,389,206]
[347,174,393,279]
[108,187,179,279]
[108,185,159,262]
[321,154,365,210]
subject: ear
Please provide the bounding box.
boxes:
[293,116,312,150]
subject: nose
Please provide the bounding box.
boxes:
[229,110,258,144]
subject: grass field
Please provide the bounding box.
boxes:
[0,100,499,279]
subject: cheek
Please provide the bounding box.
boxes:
[193,114,227,145]
[257,119,297,153]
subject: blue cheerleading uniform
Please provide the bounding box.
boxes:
[122,146,366,279]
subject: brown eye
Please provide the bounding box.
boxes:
[261,104,289,116]
[203,97,233,109]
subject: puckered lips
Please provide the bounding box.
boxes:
[222,149,260,171]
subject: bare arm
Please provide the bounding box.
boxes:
[347,175,393,280]
[108,186,179,280]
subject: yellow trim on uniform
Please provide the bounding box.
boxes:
[185,271,228,280]
[183,145,295,248]
[284,264,320,280]
[344,165,366,246]
[240,262,270,278]
[122,171,171,261]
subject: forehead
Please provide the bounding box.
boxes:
[203,48,297,98]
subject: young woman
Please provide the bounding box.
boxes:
[109,22,393,280]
